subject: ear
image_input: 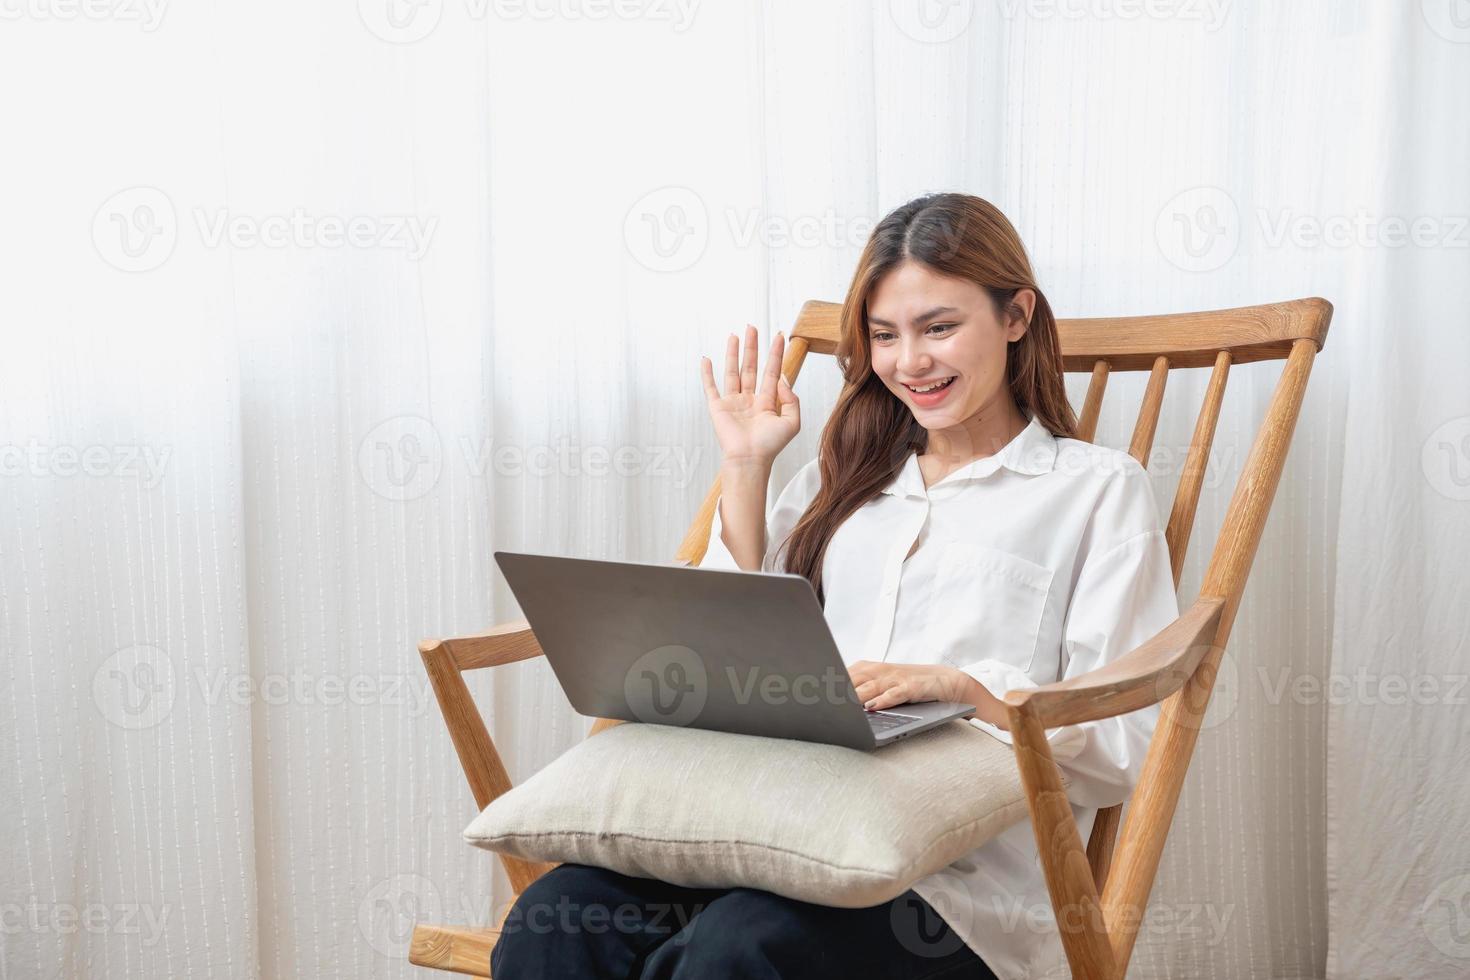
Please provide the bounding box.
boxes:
[1008,288,1037,341]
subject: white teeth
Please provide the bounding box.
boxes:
[906,377,954,393]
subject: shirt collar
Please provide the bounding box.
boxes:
[880,413,1058,499]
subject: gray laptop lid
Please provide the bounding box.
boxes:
[493,550,882,748]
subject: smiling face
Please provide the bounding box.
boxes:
[866,259,1030,447]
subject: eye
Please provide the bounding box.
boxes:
[927,323,956,334]
[870,331,895,342]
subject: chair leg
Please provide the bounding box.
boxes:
[409,923,497,976]
[1087,804,1123,891]
[1007,701,1119,980]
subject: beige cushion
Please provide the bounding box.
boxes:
[463,719,1054,908]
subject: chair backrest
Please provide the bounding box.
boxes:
[678,296,1331,963]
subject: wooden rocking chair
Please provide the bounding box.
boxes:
[409,297,1332,978]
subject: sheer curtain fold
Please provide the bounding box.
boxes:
[1,2,1464,977]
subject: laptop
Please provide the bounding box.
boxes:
[493,550,976,750]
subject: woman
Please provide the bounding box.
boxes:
[490,193,1180,979]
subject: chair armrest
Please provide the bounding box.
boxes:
[1003,596,1226,727]
[419,619,545,672]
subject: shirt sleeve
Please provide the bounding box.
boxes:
[958,477,1181,809]
[699,457,822,573]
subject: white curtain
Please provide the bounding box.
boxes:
[2,2,1465,977]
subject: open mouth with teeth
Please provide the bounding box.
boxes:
[902,376,956,394]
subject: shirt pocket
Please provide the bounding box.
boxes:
[923,542,1055,674]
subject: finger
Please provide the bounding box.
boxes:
[758,331,784,410]
[866,683,908,711]
[741,324,758,394]
[699,355,719,402]
[723,333,740,395]
[777,372,799,420]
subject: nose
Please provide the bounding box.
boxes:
[896,336,931,379]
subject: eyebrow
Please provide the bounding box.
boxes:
[866,306,961,329]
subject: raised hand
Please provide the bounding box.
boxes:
[700,324,801,466]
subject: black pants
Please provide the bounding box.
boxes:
[489,863,997,979]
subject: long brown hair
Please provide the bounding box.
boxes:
[776,193,1076,604]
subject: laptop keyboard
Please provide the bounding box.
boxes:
[867,710,922,735]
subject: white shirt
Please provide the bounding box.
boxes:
[700,414,1181,979]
